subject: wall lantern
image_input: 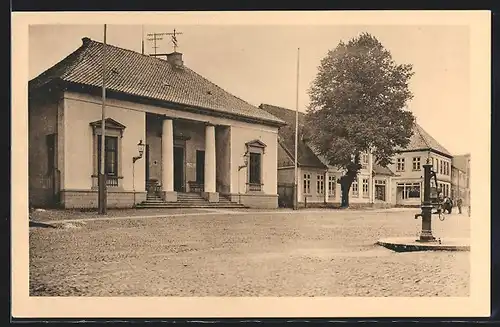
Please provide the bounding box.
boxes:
[133,139,146,163]
[239,151,249,171]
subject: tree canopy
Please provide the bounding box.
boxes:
[305,33,416,170]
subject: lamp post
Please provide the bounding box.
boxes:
[98,24,108,215]
[132,140,146,206]
[414,158,438,242]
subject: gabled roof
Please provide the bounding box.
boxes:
[260,103,395,175]
[399,123,452,157]
[259,103,326,168]
[29,37,285,127]
[373,164,395,176]
[452,153,470,172]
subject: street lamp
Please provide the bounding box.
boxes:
[133,140,145,163]
[133,140,146,206]
[238,151,249,204]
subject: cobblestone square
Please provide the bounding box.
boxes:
[29,208,470,297]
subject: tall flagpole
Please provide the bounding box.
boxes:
[294,48,300,210]
[98,24,108,215]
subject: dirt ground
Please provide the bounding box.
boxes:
[29,208,470,297]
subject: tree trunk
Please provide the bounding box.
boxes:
[340,170,357,208]
[341,186,349,208]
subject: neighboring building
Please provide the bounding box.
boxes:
[260,104,454,208]
[259,103,394,207]
[389,123,453,206]
[29,37,285,209]
[452,153,471,205]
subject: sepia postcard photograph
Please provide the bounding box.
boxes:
[11,10,491,318]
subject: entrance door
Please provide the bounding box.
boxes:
[196,150,205,183]
[173,146,184,192]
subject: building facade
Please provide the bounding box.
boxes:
[29,37,285,209]
[451,153,471,205]
[260,104,454,208]
[388,124,453,206]
[260,104,394,207]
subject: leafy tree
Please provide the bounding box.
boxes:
[304,33,415,207]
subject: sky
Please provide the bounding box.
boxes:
[29,24,470,155]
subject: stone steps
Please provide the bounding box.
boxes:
[137,192,247,209]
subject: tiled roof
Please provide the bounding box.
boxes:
[260,103,396,175]
[373,164,394,176]
[29,37,285,127]
[259,103,326,168]
[399,123,452,157]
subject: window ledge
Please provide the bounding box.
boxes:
[91,175,124,179]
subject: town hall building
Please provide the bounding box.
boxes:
[29,37,285,209]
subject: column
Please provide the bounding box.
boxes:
[324,171,329,203]
[204,123,219,202]
[161,118,176,202]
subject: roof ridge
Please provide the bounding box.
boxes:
[60,39,94,80]
[29,41,90,87]
[85,38,283,124]
[278,137,300,166]
[261,103,306,115]
[87,38,171,65]
[414,123,431,149]
[415,122,451,155]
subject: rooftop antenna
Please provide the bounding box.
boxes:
[146,28,183,59]
[146,32,165,57]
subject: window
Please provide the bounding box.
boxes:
[249,152,262,184]
[362,178,369,198]
[397,182,421,199]
[361,153,369,169]
[245,139,266,192]
[439,160,443,175]
[90,118,126,189]
[396,158,405,172]
[351,178,359,197]
[303,173,311,194]
[328,175,336,198]
[317,174,324,194]
[412,157,421,171]
[97,135,119,176]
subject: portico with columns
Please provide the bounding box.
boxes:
[145,113,227,203]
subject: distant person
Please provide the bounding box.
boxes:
[456,197,463,214]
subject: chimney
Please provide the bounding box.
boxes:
[82,37,91,45]
[166,52,184,68]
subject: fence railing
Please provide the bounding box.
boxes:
[92,175,120,188]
